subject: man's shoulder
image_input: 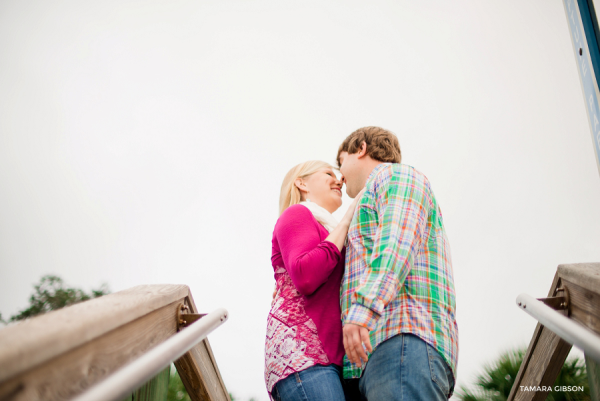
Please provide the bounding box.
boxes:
[369,164,435,211]
[372,163,429,186]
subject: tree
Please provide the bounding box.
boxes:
[456,347,589,401]
[4,275,109,322]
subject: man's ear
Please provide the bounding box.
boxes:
[357,141,368,159]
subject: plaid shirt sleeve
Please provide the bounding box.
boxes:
[345,165,431,330]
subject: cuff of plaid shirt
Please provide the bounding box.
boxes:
[345,303,380,331]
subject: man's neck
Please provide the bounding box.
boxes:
[364,160,386,181]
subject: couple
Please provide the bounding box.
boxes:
[264,127,458,401]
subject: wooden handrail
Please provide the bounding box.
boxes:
[0,284,229,401]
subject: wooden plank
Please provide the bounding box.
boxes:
[512,328,572,401]
[0,299,183,401]
[557,263,600,292]
[131,366,170,401]
[175,342,229,401]
[508,273,574,401]
[562,279,600,336]
[586,354,600,401]
[523,334,571,401]
[174,294,229,401]
[185,292,229,399]
[0,284,189,383]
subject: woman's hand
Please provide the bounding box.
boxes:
[325,187,365,251]
[340,188,366,227]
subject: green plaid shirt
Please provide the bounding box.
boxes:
[341,163,458,381]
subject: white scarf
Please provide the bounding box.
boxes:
[299,200,339,233]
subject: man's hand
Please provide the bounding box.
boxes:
[343,323,372,367]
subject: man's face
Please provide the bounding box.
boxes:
[338,151,362,198]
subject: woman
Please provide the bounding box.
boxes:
[264,160,363,401]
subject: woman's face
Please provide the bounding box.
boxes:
[299,167,343,213]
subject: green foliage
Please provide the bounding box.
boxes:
[166,367,252,401]
[7,275,110,322]
[456,348,524,401]
[456,348,589,401]
[551,358,590,401]
[167,368,191,401]
[167,369,249,401]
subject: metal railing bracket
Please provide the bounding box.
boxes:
[176,302,207,330]
[536,286,570,315]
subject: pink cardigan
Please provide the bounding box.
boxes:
[264,204,346,396]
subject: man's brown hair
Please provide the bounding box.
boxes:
[336,126,401,167]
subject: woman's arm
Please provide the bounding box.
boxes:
[276,192,365,296]
[276,205,342,296]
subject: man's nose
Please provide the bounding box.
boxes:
[340,175,346,184]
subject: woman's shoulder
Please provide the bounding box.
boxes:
[278,204,313,222]
[275,204,317,231]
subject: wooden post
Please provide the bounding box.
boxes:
[508,273,572,401]
[174,293,230,401]
[508,263,600,400]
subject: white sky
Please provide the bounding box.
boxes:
[1,1,600,400]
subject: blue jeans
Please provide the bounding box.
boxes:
[272,364,346,401]
[359,334,455,401]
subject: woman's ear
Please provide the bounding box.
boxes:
[294,178,308,193]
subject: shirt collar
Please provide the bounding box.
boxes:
[365,163,390,185]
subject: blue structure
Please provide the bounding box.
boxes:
[563,0,600,176]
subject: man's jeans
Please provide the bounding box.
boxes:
[358,334,455,401]
[272,364,346,401]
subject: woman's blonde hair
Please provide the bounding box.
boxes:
[279,160,334,216]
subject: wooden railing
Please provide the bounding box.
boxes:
[508,263,600,401]
[0,284,229,401]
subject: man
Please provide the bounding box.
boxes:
[337,126,458,400]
